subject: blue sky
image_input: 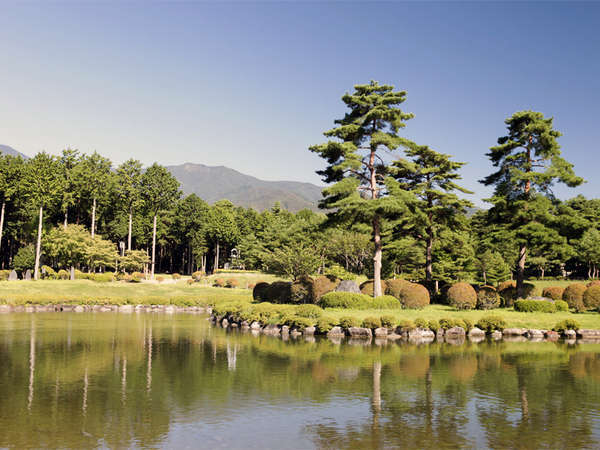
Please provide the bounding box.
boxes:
[1,2,598,205]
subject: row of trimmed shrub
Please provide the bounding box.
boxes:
[542,282,600,313]
[514,299,569,313]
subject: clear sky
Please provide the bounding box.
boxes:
[1,1,598,205]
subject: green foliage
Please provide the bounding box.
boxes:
[397,319,416,330]
[447,282,477,310]
[0,270,10,281]
[13,245,35,272]
[476,286,501,310]
[439,318,459,330]
[318,292,401,310]
[414,317,428,329]
[553,319,580,332]
[542,286,565,301]
[316,316,338,333]
[583,285,600,310]
[339,316,360,329]
[563,283,587,312]
[555,300,569,312]
[385,278,412,298]
[476,250,511,285]
[324,265,356,281]
[225,278,238,288]
[362,316,381,329]
[263,242,321,280]
[398,283,430,309]
[427,319,441,331]
[514,299,556,313]
[295,304,323,319]
[476,315,507,332]
[290,276,315,304]
[380,315,396,328]
[41,265,57,280]
[119,250,149,273]
[57,269,69,280]
[265,281,292,304]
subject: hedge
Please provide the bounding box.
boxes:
[514,299,556,313]
[318,292,401,310]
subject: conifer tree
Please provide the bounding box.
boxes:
[393,145,472,284]
[115,159,143,251]
[74,151,112,238]
[481,111,583,297]
[0,155,24,254]
[310,81,415,297]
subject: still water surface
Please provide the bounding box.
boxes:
[1,312,600,448]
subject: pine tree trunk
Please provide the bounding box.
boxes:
[373,216,382,298]
[425,228,433,282]
[127,208,133,251]
[34,206,43,280]
[214,240,220,272]
[0,201,5,254]
[516,245,527,298]
[91,197,96,239]
[151,214,157,279]
[64,209,68,229]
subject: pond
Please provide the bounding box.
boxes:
[1,312,599,448]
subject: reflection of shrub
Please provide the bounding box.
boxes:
[476,286,500,310]
[398,284,430,309]
[583,285,600,310]
[295,304,323,319]
[362,316,382,329]
[563,284,587,312]
[475,316,506,333]
[514,299,556,313]
[318,292,401,309]
[449,356,478,381]
[339,316,360,329]
[553,319,580,332]
[360,280,387,297]
[290,276,314,303]
[542,286,565,301]
[447,283,477,310]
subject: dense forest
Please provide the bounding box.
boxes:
[1,82,599,294]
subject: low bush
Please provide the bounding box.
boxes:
[186,279,195,285]
[362,316,382,329]
[439,318,458,330]
[447,283,477,310]
[475,315,507,333]
[563,284,587,312]
[514,299,556,313]
[414,318,428,329]
[295,304,323,319]
[247,283,256,290]
[542,286,565,301]
[476,285,500,310]
[312,276,340,300]
[41,266,57,280]
[498,281,517,307]
[132,272,144,280]
[192,271,204,281]
[398,283,430,309]
[380,315,396,328]
[360,279,387,297]
[427,320,441,332]
[339,316,360,329]
[397,319,416,330]
[316,316,338,333]
[156,276,165,283]
[93,272,115,283]
[583,285,600,310]
[325,265,356,281]
[587,280,600,288]
[290,276,314,304]
[555,300,569,312]
[553,319,580,333]
[253,282,270,301]
[213,278,225,288]
[266,281,292,304]
[226,278,239,288]
[172,273,181,280]
[291,316,315,331]
[318,292,401,310]
[462,318,473,331]
[0,270,10,281]
[57,269,69,280]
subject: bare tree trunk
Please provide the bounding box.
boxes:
[63,209,68,229]
[373,216,382,297]
[214,239,220,272]
[91,197,96,239]
[127,207,133,251]
[0,201,5,254]
[425,229,433,282]
[151,214,157,280]
[516,245,527,298]
[34,206,43,280]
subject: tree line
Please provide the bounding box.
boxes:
[0,81,598,292]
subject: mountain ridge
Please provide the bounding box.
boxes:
[0,145,29,159]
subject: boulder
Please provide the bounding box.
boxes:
[491,330,503,340]
[0,305,12,313]
[281,325,290,334]
[119,305,134,313]
[164,305,176,314]
[8,270,18,281]
[327,326,345,337]
[386,332,402,340]
[262,324,281,335]
[468,327,485,337]
[545,330,560,340]
[335,280,361,293]
[250,321,261,330]
[576,329,600,339]
[347,327,372,338]
[221,318,229,328]
[409,328,435,340]
[526,329,545,339]
[502,328,527,336]
[74,305,85,313]
[374,327,388,338]
[303,326,316,336]
[564,329,576,339]
[445,326,466,338]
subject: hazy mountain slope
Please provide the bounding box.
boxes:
[0,145,28,159]
[166,163,323,211]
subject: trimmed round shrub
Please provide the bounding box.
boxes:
[385,278,413,299]
[414,318,428,329]
[316,316,338,333]
[41,265,57,280]
[253,282,270,301]
[587,280,600,288]
[132,271,144,280]
[266,281,292,304]
[583,285,600,310]
[192,271,204,281]
[398,283,430,309]
[555,300,569,312]
[427,320,441,332]
[362,316,382,329]
[498,280,517,307]
[360,279,387,297]
[57,269,69,280]
[476,285,500,310]
[156,275,165,283]
[93,272,115,283]
[186,279,195,285]
[213,278,225,287]
[290,276,314,304]
[226,278,239,288]
[172,273,181,280]
[462,318,473,331]
[553,319,580,332]
[563,283,587,312]
[398,319,416,330]
[542,286,565,301]
[295,304,323,319]
[339,316,360,329]
[380,315,396,328]
[318,292,401,310]
[313,276,340,300]
[291,316,314,331]
[476,315,507,333]
[439,318,459,330]
[447,282,477,310]
[514,299,556,313]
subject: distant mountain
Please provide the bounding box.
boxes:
[0,145,28,159]
[166,163,324,212]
